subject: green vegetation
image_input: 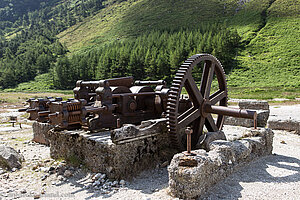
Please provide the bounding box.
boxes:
[0,0,107,89]
[0,0,299,100]
[54,26,240,89]
[228,0,300,96]
[58,0,240,52]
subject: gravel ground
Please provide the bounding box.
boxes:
[269,104,300,121]
[0,105,299,200]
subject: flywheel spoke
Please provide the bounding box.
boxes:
[210,90,226,105]
[167,54,228,150]
[178,108,201,130]
[204,61,215,99]
[205,114,218,132]
[184,72,203,107]
[200,61,210,97]
[178,106,196,122]
[191,116,205,147]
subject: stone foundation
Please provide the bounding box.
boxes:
[268,119,300,134]
[168,128,274,199]
[32,122,54,146]
[48,119,177,179]
[224,100,270,127]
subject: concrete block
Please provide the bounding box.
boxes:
[168,128,274,199]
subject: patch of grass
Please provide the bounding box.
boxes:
[0,92,73,104]
[228,86,300,100]
[66,154,82,167]
[58,0,239,53]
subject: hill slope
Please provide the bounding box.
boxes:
[228,0,300,98]
[58,0,241,52]
[0,0,299,99]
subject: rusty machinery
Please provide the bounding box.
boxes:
[19,54,257,150]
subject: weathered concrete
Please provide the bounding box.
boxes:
[195,131,227,151]
[224,100,270,127]
[0,145,24,169]
[267,104,300,134]
[238,100,269,110]
[48,118,177,179]
[268,119,300,134]
[32,122,54,146]
[168,128,274,199]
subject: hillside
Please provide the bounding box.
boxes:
[58,0,241,52]
[0,0,299,99]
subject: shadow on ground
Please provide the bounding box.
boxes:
[203,153,300,200]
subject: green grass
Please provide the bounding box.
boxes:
[228,18,300,88]
[58,0,239,52]
[0,92,73,104]
[228,86,300,99]
[2,73,73,94]
[6,0,300,100]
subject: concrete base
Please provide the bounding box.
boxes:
[168,128,274,199]
[32,122,53,146]
[48,119,177,179]
[224,100,270,128]
[268,119,300,134]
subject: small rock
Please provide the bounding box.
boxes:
[100,174,106,180]
[41,174,48,181]
[57,175,65,181]
[94,173,102,180]
[20,189,27,194]
[160,161,169,168]
[112,180,118,187]
[119,180,125,186]
[0,145,24,169]
[11,168,17,172]
[0,169,5,175]
[280,140,286,144]
[6,189,13,193]
[34,194,40,199]
[64,170,73,177]
[40,167,49,173]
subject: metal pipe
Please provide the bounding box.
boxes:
[112,92,156,98]
[135,80,166,86]
[205,105,257,120]
[78,77,134,88]
[186,128,192,154]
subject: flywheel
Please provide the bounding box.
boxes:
[166,54,228,150]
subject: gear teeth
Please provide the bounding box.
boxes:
[167,54,227,151]
[174,76,184,80]
[170,86,180,91]
[177,70,187,73]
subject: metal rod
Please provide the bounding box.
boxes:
[112,92,156,98]
[254,113,257,129]
[135,80,166,86]
[186,127,192,154]
[79,77,134,88]
[117,118,121,128]
[205,105,257,120]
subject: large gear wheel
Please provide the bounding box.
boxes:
[166,54,228,150]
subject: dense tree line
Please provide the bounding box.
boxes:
[54,25,240,89]
[0,0,107,89]
[0,0,241,90]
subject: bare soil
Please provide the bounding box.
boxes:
[0,104,299,200]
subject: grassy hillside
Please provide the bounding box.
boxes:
[58,0,239,52]
[2,0,299,100]
[228,0,300,98]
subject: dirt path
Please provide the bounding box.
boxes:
[0,106,299,200]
